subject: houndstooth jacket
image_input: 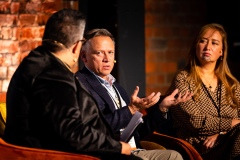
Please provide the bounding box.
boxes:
[168,70,240,157]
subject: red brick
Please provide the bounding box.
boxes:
[145,1,170,14]
[155,27,173,38]
[32,27,44,39]
[157,74,165,84]
[0,54,3,65]
[158,62,177,73]
[1,27,12,39]
[149,38,167,51]
[145,27,153,37]
[145,50,165,62]
[42,0,62,14]
[0,1,10,13]
[11,52,21,65]
[39,26,45,38]
[0,81,2,94]
[146,62,159,73]
[145,14,165,26]
[10,2,20,14]
[21,27,35,39]
[0,66,7,79]
[19,14,37,26]
[37,13,50,25]
[19,40,31,52]
[0,40,18,53]
[167,38,186,51]
[25,1,42,13]
[1,53,12,66]
[0,14,17,26]
[12,27,21,40]
[146,86,165,97]
[146,74,156,85]
[165,50,188,61]
[146,74,164,85]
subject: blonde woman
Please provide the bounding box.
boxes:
[168,23,240,160]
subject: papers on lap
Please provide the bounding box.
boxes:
[120,111,143,142]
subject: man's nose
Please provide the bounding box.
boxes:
[102,53,109,62]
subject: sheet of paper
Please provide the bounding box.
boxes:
[120,111,143,142]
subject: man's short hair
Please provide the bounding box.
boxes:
[42,8,86,52]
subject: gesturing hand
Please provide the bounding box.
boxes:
[159,89,193,110]
[129,86,161,114]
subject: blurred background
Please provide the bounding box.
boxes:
[0,0,239,99]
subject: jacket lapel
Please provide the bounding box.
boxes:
[81,67,117,112]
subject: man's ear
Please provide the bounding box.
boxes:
[81,50,87,62]
[72,41,81,55]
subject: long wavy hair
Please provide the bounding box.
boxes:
[185,23,239,108]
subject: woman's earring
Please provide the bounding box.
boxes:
[220,56,223,60]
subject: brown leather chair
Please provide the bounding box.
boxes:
[0,137,100,160]
[141,131,202,160]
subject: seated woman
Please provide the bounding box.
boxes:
[167,23,240,160]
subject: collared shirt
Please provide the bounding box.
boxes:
[85,66,136,149]
[85,66,126,109]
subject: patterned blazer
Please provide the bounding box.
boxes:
[168,70,240,154]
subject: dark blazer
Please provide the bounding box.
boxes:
[3,46,127,159]
[76,67,141,148]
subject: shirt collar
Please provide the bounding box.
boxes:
[85,66,116,87]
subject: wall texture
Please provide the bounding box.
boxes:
[145,0,207,95]
[0,0,211,100]
[0,0,80,100]
[0,0,63,94]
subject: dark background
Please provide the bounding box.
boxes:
[79,0,240,96]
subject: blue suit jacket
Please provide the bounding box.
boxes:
[76,67,141,147]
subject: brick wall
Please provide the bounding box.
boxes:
[145,0,207,95]
[0,0,79,101]
[0,0,208,100]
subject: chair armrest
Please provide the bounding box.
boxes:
[140,140,166,150]
[142,132,202,160]
[0,138,100,160]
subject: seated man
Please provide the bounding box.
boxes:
[76,28,193,160]
[4,9,143,160]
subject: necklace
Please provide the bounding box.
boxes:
[202,82,222,132]
[201,75,215,89]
